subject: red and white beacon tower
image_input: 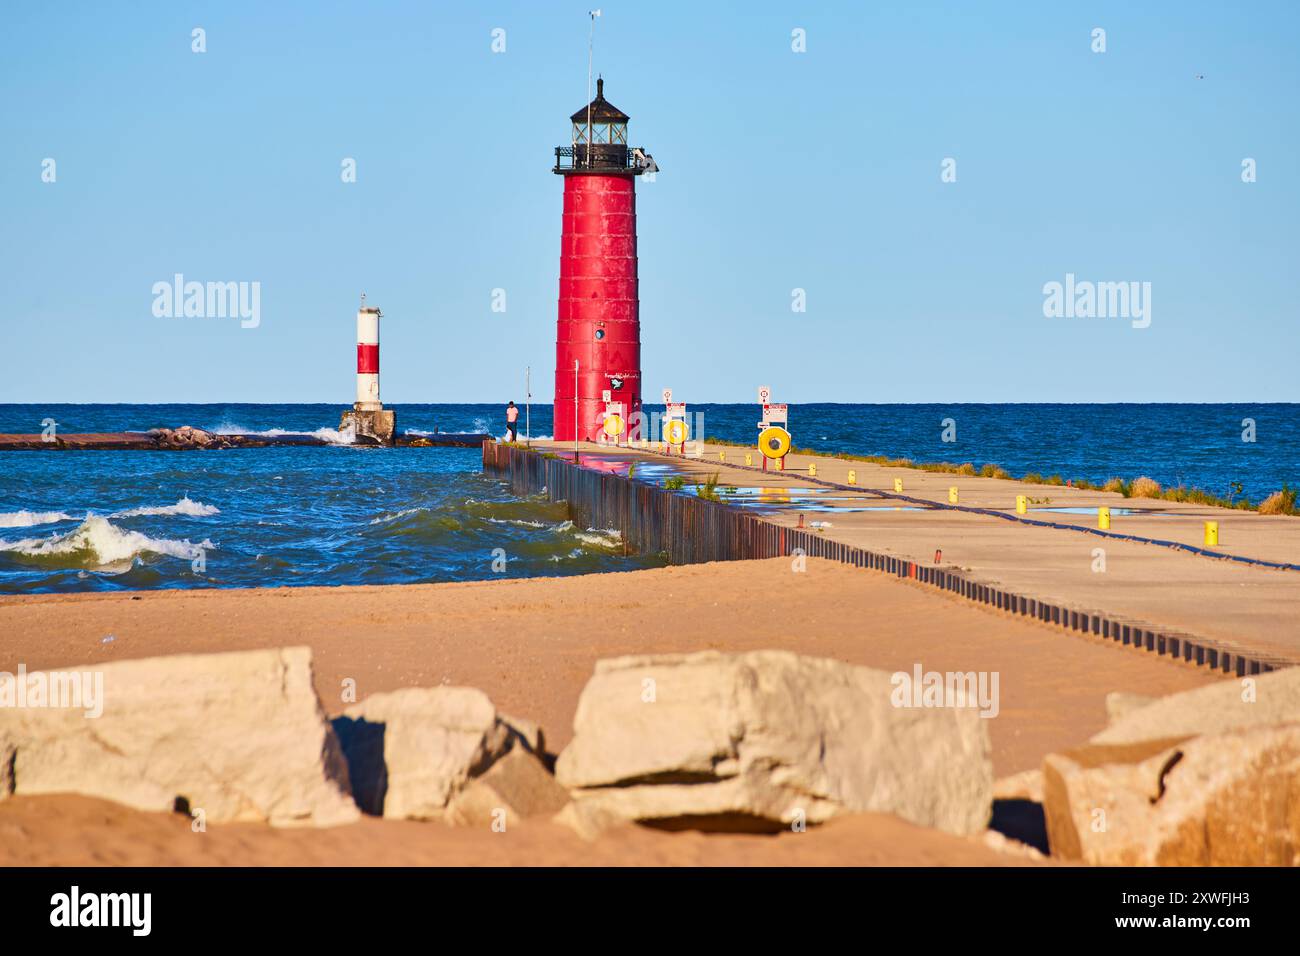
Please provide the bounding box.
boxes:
[553,77,657,442]
[339,295,396,444]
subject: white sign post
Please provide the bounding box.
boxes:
[757,387,790,472]
[663,401,687,455]
[601,392,625,446]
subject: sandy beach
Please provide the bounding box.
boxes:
[0,556,1217,866]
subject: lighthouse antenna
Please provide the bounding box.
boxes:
[587,9,601,168]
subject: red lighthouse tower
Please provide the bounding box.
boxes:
[553,77,656,442]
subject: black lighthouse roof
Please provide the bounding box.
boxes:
[570,77,629,124]
[554,76,655,176]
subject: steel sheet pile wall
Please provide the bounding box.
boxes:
[482,442,1286,675]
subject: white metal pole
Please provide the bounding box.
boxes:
[574,359,580,461]
[526,365,531,446]
[587,10,599,167]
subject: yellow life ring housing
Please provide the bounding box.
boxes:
[758,425,791,460]
[663,418,688,445]
[602,414,624,438]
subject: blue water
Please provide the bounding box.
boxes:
[0,403,1294,593]
[690,403,1298,504]
[0,404,654,594]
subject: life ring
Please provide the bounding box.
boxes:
[602,414,624,438]
[758,425,791,459]
[663,418,688,445]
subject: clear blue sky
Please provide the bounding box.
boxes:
[3,1,1297,403]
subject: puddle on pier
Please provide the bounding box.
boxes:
[575,455,929,514]
[1029,506,1177,517]
[691,485,928,514]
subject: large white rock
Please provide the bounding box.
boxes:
[0,647,358,827]
[555,650,992,836]
[1093,667,1300,746]
[336,686,534,821]
[446,747,570,829]
[1040,667,1300,864]
[1044,724,1300,865]
[1104,691,1156,725]
[992,768,1043,804]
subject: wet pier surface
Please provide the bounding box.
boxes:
[0,431,489,450]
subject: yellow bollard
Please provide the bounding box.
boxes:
[719,451,726,463]
[745,453,753,467]
[894,478,904,494]
[1016,495,1028,515]
[809,463,817,477]
[1098,506,1110,530]
[948,487,959,504]
[847,469,857,485]
[1205,521,1218,546]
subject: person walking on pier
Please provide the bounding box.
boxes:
[505,401,519,442]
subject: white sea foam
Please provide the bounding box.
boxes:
[0,510,75,529]
[403,429,459,438]
[369,507,425,525]
[553,521,622,549]
[574,527,623,549]
[211,422,355,445]
[305,426,355,445]
[209,420,255,435]
[548,548,589,562]
[0,497,218,529]
[110,496,220,518]
[404,427,542,439]
[0,515,213,572]
[485,517,547,529]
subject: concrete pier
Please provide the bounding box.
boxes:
[339,407,397,445]
[483,440,1300,672]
